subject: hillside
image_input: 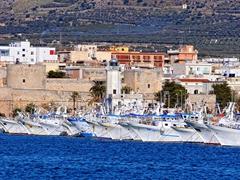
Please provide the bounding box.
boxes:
[0,0,240,58]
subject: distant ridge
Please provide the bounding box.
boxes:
[0,0,239,58]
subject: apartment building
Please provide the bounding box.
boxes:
[0,40,57,64]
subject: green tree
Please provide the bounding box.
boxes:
[12,108,22,118]
[25,103,36,114]
[89,80,106,104]
[87,91,100,106]
[121,86,132,94]
[212,82,232,108]
[154,80,188,108]
[70,91,81,113]
[0,112,6,117]
[47,70,66,78]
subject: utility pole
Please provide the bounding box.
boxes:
[168,94,170,108]
[180,90,182,111]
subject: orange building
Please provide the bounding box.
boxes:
[111,52,166,67]
[167,45,198,64]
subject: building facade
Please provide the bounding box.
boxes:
[167,45,198,64]
[111,52,165,67]
[0,40,57,64]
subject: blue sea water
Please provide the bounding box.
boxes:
[0,133,240,180]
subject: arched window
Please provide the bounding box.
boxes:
[194,89,198,94]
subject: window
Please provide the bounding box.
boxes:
[50,50,55,55]
[31,51,34,55]
[113,89,116,94]
[23,79,26,83]
[148,84,150,88]
[22,49,25,51]
[31,58,34,62]
[197,67,200,71]
[203,67,209,74]
[22,54,25,57]
[17,51,20,55]
[0,49,10,56]
[16,58,20,64]
[194,89,198,94]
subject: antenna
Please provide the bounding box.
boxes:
[60,32,62,50]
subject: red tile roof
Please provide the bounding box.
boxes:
[177,78,210,82]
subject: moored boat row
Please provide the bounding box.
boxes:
[1,101,240,147]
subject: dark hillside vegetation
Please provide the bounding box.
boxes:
[0,0,240,58]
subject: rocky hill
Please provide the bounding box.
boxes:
[0,0,240,58]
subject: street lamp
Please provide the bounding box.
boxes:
[164,91,169,107]
[180,90,182,111]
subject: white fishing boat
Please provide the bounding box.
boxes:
[97,122,133,140]
[20,119,45,135]
[171,125,203,143]
[205,106,240,146]
[128,115,184,142]
[183,100,221,145]
[62,120,81,136]
[86,119,112,139]
[39,115,68,136]
[67,117,91,133]
[206,123,240,146]
[184,121,220,144]
[119,123,141,141]
[0,118,31,134]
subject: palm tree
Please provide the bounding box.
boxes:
[12,108,22,118]
[25,102,36,114]
[87,92,100,106]
[70,91,81,113]
[89,80,106,104]
[121,86,132,94]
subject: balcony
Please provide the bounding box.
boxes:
[167,50,179,54]
[188,70,195,74]
[164,63,171,67]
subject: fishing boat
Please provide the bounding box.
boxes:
[96,114,135,140]
[128,114,184,142]
[0,118,31,135]
[206,112,240,146]
[206,123,240,146]
[171,125,203,143]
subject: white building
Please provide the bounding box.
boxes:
[0,40,57,64]
[185,61,212,76]
[174,78,212,94]
[172,61,212,77]
[74,44,97,61]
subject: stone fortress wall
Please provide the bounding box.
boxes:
[0,64,216,116]
[0,64,95,116]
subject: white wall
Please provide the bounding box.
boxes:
[0,40,57,64]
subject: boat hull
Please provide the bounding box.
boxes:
[206,125,240,146]
[128,122,181,142]
[185,121,220,145]
[171,126,203,143]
